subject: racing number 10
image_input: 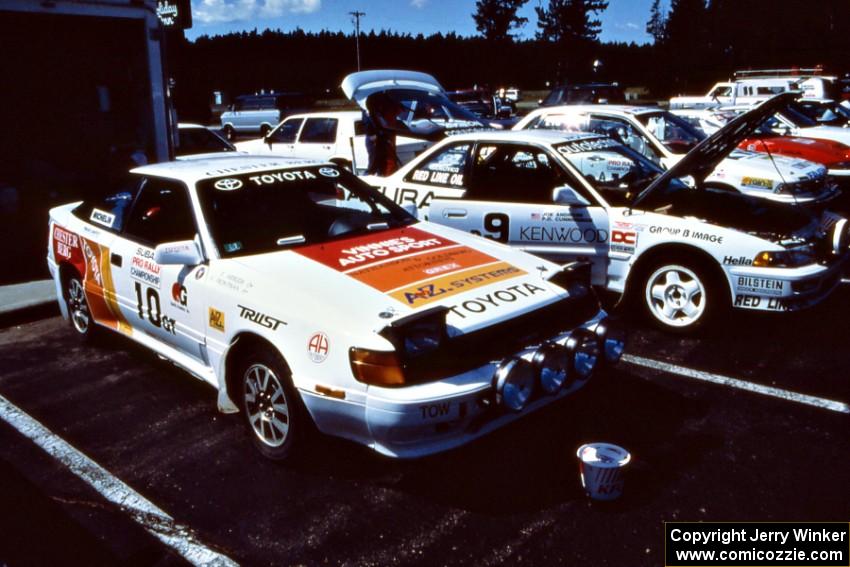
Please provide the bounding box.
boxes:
[483,213,510,243]
[134,282,161,327]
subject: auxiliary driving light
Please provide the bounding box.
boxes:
[532,342,571,394]
[594,318,626,363]
[493,357,535,412]
[566,330,600,380]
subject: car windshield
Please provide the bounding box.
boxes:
[797,101,850,126]
[635,111,706,154]
[177,127,236,156]
[384,88,488,131]
[197,165,415,258]
[553,138,685,206]
[777,104,819,128]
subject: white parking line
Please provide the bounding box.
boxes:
[622,354,850,415]
[0,395,238,567]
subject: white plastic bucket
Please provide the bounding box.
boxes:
[577,443,631,501]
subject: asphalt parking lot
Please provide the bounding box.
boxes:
[0,286,848,566]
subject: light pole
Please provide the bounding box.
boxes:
[349,11,366,71]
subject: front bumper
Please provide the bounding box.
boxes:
[360,309,610,458]
[728,254,847,312]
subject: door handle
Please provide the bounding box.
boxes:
[110,253,122,267]
[443,209,468,219]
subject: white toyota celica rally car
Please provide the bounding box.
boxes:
[365,93,850,332]
[514,103,839,206]
[46,156,623,460]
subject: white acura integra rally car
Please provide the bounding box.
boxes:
[364,93,850,332]
[514,104,839,206]
[47,156,621,459]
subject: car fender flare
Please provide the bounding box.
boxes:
[219,331,295,415]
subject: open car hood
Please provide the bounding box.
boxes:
[632,92,798,209]
[341,70,446,109]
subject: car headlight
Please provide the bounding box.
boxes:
[752,247,816,267]
[381,306,448,358]
[566,329,600,380]
[831,218,849,254]
[493,357,535,412]
[593,317,626,363]
[532,342,571,394]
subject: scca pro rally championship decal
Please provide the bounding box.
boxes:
[296,227,526,308]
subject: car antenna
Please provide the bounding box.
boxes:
[758,137,796,206]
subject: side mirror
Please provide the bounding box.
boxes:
[154,240,204,266]
[552,186,591,207]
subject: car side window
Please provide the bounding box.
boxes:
[123,180,197,245]
[589,115,660,164]
[269,118,303,143]
[466,144,576,204]
[299,118,338,144]
[73,178,143,232]
[403,143,471,188]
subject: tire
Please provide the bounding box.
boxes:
[64,272,98,341]
[236,348,304,460]
[222,124,235,141]
[639,256,725,333]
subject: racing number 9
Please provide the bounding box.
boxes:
[483,213,510,243]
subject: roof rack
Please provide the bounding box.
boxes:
[733,66,828,79]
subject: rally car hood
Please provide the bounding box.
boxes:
[715,149,825,183]
[739,135,850,166]
[796,125,850,146]
[633,92,797,209]
[342,70,446,108]
[228,222,569,335]
[662,188,816,239]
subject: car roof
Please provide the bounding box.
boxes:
[131,155,324,184]
[444,129,605,144]
[530,104,661,116]
[284,110,361,120]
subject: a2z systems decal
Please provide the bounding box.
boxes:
[394,263,523,307]
[130,247,161,288]
[734,295,788,311]
[446,283,547,319]
[736,276,785,296]
[610,230,637,254]
[296,227,527,308]
[90,209,116,228]
[208,308,225,332]
[237,304,286,331]
[307,332,329,363]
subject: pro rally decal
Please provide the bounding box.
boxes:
[296,227,526,308]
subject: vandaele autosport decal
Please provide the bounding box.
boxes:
[52,225,131,334]
[296,227,526,307]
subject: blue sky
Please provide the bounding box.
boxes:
[185,0,661,44]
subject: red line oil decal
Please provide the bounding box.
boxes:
[296,227,526,307]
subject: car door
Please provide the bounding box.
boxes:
[260,117,303,157]
[428,142,610,282]
[294,117,339,161]
[109,178,207,361]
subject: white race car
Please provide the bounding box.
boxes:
[46,156,621,460]
[515,104,839,206]
[365,93,850,332]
